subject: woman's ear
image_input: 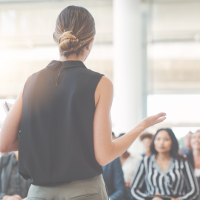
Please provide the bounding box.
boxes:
[86,37,95,50]
[85,45,90,50]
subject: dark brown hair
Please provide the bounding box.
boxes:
[140,132,153,141]
[53,6,95,57]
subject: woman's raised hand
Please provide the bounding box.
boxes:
[141,112,166,129]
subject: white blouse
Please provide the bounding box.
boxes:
[122,154,142,183]
[194,168,200,177]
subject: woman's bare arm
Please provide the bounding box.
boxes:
[0,88,23,153]
[0,76,166,160]
[94,77,166,166]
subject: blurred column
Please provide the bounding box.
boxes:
[113,0,144,152]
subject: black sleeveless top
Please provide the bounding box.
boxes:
[18,60,104,186]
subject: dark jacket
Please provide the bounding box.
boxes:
[102,157,126,200]
[0,153,15,198]
[0,153,30,199]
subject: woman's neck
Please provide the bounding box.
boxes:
[60,54,85,62]
[145,151,151,156]
[121,151,130,159]
[193,149,200,157]
[156,152,171,161]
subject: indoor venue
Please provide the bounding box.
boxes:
[0,1,200,199]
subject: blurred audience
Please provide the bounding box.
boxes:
[118,133,142,188]
[0,151,30,200]
[0,130,197,200]
[130,128,199,200]
[103,157,126,200]
[140,133,153,157]
[187,130,200,187]
[179,131,192,155]
[103,132,126,200]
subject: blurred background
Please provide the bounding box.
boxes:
[0,0,199,153]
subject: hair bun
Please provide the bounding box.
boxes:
[59,31,80,53]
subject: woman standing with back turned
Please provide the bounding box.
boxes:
[0,6,166,200]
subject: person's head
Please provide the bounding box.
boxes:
[184,131,192,149]
[150,128,179,159]
[140,133,153,154]
[191,130,200,151]
[53,6,95,60]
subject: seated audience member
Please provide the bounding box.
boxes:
[103,158,126,200]
[179,131,192,155]
[0,151,30,200]
[140,132,153,157]
[118,133,142,187]
[187,130,200,185]
[102,132,126,200]
[130,128,199,200]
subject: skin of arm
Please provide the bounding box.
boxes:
[93,76,166,166]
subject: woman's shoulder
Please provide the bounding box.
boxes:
[173,155,192,169]
[141,154,153,166]
[83,69,110,90]
[98,76,113,87]
[86,68,104,76]
[82,68,105,82]
[95,76,113,96]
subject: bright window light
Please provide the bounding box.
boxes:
[148,94,200,124]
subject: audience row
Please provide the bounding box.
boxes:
[103,129,200,200]
[0,129,200,200]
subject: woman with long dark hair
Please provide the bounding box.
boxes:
[0,6,165,200]
[187,130,200,191]
[130,128,199,200]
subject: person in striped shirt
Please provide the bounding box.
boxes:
[130,128,199,200]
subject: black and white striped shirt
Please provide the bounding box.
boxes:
[130,155,199,200]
